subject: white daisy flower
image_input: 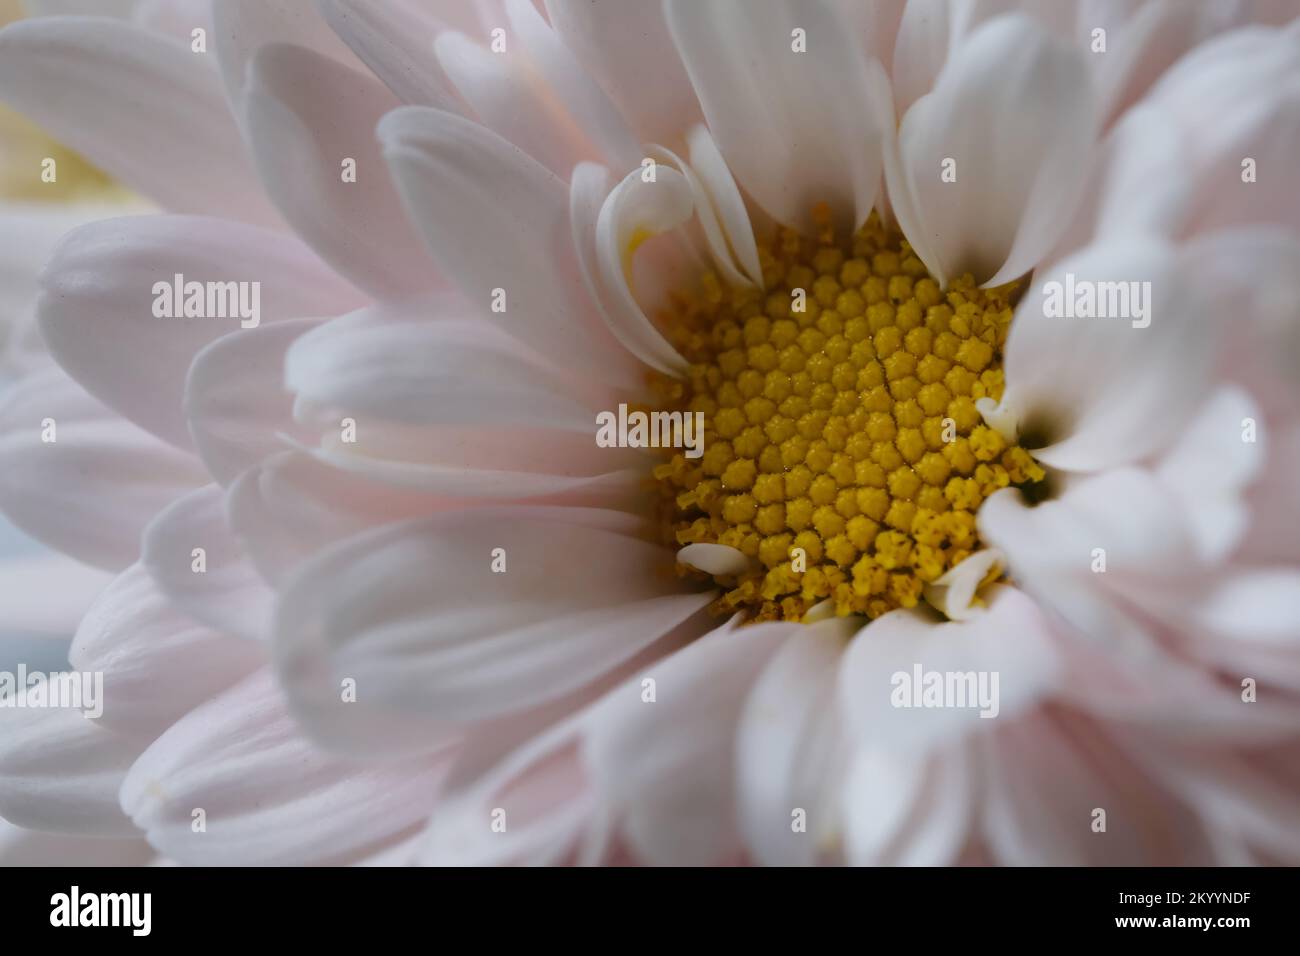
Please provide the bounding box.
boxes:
[0,0,1296,866]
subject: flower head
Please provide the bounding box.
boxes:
[0,0,1298,867]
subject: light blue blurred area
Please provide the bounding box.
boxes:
[0,376,73,675]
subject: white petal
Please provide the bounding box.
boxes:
[0,17,281,228]
[583,619,793,865]
[890,0,957,116]
[923,547,1003,621]
[120,669,455,865]
[570,162,689,376]
[285,303,599,432]
[666,0,888,237]
[646,143,752,290]
[593,166,695,376]
[274,508,714,753]
[994,237,1216,471]
[736,618,858,865]
[185,317,323,485]
[211,0,365,113]
[837,585,1061,754]
[676,542,750,577]
[843,742,972,866]
[1089,101,1192,240]
[37,215,364,451]
[1192,569,1300,646]
[0,367,205,570]
[298,436,647,504]
[317,0,463,110]
[226,450,455,586]
[543,0,701,146]
[980,468,1198,583]
[503,0,641,171]
[434,29,593,179]
[890,15,1094,286]
[243,43,443,298]
[686,125,763,286]
[378,106,641,387]
[141,484,275,642]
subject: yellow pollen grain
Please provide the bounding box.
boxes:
[653,212,1045,623]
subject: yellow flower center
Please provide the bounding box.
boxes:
[652,210,1045,622]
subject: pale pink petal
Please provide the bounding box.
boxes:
[1144,25,1300,238]
[1136,740,1300,864]
[834,0,907,74]
[69,563,264,739]
[980,710,1215,865]
[119,669,455,865]
[274,507,714,753]
[243,42,444,298]
[141,484,275,642]
[37,215,364,451]
[0,367,205,570]
[418,718,594,865]
[420,618,788,866]
[1156,386,1264,562]
[131,0,213,43]
[285,302,602,432]
[1088,0,1202,128]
